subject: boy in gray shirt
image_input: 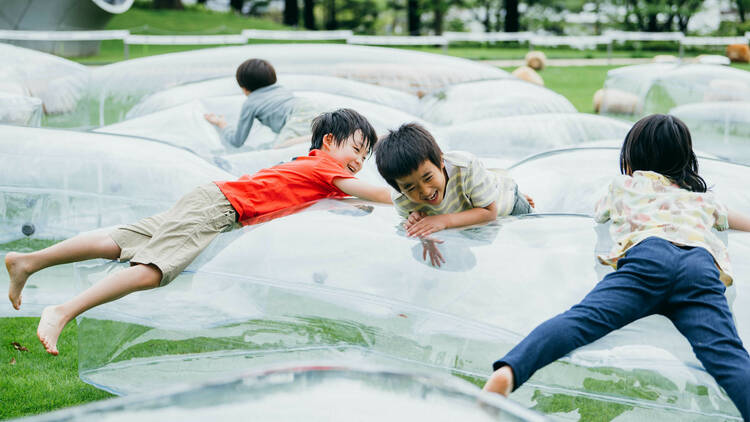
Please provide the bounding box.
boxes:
[205,58,314,149]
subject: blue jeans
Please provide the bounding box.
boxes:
[494,237,750,420]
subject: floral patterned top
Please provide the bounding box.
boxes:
[595,170,732,285]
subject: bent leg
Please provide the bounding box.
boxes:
[37,263,161,355]
[492,238,676,391]
[7,230,120,310]
[666,250,750,419]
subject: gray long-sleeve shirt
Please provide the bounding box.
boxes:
[220,84,296,148]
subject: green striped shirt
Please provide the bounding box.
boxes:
[392,151,518,219]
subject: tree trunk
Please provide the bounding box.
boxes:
[647,12,658,31]
[504,0,519,32]
[154,0,183,9]
[325,0,337,29]
[408,0,420,35]
[432,0,444,35]
[283,0,299,26]
[739,0,747,23]
[304,0,316,29]
[229,0,243,12]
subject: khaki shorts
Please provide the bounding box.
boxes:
[109,183,238,286]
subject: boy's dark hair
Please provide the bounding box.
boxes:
[310,108,377,154]
[236,58,277,92]
[620,113,706,193]
[375,123,442,191]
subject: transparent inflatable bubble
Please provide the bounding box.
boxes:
[437,113,630,160]
[599,63,750,118]
[126,74,422,121]
[20,366,543,422]
[74,204,745,419]
[97,92,429,158]
[91,44,508,125]
[510,147,750,215]
[0,93,42,127]
[421,79,577,125]
[0,125,231,316]
[670,102,750,164]
[0,44,91,126]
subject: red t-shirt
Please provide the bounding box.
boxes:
[215,149,354,222]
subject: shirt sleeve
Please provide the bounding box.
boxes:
[392,192,414,219]
[465,158,501,208]
[594,182,613,223]
[313,157,356,193]
[221,98,256,148]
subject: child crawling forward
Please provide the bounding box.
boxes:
[6,108,391,355]
[375,123,534,266]
[483,114,750,419]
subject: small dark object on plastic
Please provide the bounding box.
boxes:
[21,223,35,236]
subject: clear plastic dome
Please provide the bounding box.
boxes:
[0,44,91,125]
[0,93,42,127]
[126,74,423,120]
[510,147,750,215]
[20,366,543,422]
[437,113,630,161]
[670,101,750,165]
[420,79,577,125]
[0,125,231,316]
[74,205,746,419]
[598,63,750,117]
[91,44,508,126]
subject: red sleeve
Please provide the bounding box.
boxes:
[314,156,356,188]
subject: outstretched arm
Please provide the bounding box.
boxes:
[333,178,392,204]
[729,210,750,232]
[406,201,498,238]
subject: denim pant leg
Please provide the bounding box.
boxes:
[510,186,532,216]
[493,237,674,390]
[665,247,750,420]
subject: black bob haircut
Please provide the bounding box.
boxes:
[235,58,277,92]
[620,113,706,192]
[375,123,442,192]
[309,108,378,155]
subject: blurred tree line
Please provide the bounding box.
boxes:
[150,0,748,36]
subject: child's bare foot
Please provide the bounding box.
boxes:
[37,306,67,355]
[483,365,514,396]
[6,252,32,310]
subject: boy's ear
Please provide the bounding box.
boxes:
[321,133,334,151]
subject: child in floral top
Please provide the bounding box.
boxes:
[483,114,750,418]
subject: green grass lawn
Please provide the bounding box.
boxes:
[0,318,113,420]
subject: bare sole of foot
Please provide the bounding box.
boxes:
[482,366,514,396]
[6,252,30,310]
[37,306,65,356]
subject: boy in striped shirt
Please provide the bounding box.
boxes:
[375,123,533,265]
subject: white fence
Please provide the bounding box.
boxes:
[1,28,748,60]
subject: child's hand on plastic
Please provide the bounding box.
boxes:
[403,211,425,230]
[421,237,445,267]
[406,215,448,238]
[204,113,228,129]
[523,193,535,209]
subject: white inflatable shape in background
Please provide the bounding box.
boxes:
[670,101,750,165]
[510,147,750,215]
[74,205,746,419]
[437,113,630,161]
[0,125,232,317]
[598,63,750,118]
[126,74,423,120]
[420,79,577,125]
[0,44,91,117]
[97,92,430,159]
[20,367,545,422]
[0,93,43,127]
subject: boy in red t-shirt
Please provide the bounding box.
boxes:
[6,108,391,356]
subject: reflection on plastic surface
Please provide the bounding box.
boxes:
[0,93,42,127]
[438,114,629,159]
[21,367,545,422]
[74,203,744,419]
[421,79,577,125]
[671,102,750,164]
[599,63,750,117]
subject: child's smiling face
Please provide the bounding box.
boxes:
[322,130,369,175]
[395,159,446,206]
